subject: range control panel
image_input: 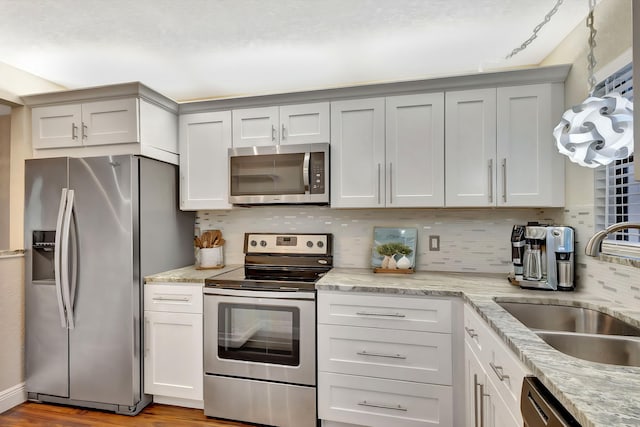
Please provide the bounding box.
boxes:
[244,233,331,255]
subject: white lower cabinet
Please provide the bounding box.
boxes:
[318,291,455,427]
[144,282,203,407]
[464,304,530,426]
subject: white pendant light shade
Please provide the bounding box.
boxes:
[553,93,634,168]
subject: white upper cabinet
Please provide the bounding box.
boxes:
[32,98,139,149]
[31,104,83,149]
[445,88,497,207]
[331,98,386,208]
[445,83,564,207]
[232,106,279,147]
[26,83,179,165]
[232,102,330,147]
[279,102,330,145]
[331,94,445,208]
[179,111,232,210]
[386,93,445,207]
[496,84,564,207]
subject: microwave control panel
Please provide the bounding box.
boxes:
[310,152,325,194]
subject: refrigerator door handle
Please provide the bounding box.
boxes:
[61,189,76,330]
[69,202,78,319]
[54,188,69,328]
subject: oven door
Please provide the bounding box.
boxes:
[203,288,316,386]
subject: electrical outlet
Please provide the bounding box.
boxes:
[429,235,440,251]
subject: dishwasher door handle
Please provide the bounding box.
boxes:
[521,377,577,427]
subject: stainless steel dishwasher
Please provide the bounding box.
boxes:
[521,377,581,426]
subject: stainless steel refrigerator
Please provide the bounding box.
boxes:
[24,155,194,415]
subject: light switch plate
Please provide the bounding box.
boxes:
[429,235,440,251]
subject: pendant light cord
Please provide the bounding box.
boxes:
[505,0,564,59]
[586,0,598,93]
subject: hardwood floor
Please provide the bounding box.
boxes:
[0,402,256,427]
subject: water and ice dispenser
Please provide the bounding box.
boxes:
[31,230,56,282]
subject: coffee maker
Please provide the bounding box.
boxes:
[510,224,575,291]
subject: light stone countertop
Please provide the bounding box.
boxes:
[142,264,640,426]
[144,264,242,284]
[317,268,640,427]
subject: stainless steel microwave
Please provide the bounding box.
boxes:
[228,143,329,205]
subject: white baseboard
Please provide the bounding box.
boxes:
[0,383,26,414]
[152,395,204,409]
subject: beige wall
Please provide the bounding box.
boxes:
[0,115,10,249]
[0,255,24,392]
[0,65,62,397]
[0,62,63,251]
[540,0,636,301]
[541,0,632,207]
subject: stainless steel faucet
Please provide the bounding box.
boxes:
[585,222,640,256]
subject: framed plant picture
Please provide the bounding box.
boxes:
[371,227,417,272]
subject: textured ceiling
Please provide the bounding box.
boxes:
[0,0,593,101]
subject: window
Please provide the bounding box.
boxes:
[593,63,640,255]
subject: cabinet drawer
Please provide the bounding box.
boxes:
[485,325,530,411]
[318,372,452,427]
[318,325,452,385]
[318,292,452,333]
[463,305,490,355]
[144,283,203,314]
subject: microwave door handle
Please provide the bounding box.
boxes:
[303,152,311,194]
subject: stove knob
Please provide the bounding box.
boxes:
[260,240,267,247]
[250,240,257,247]
[306,240,314,248]
[317,241,324,248]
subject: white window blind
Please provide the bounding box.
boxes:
[593,63,639,253]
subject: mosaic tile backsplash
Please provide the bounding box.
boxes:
[196,207,560,273]
[563,204,640,306]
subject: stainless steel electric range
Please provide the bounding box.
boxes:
[203,232,333,427]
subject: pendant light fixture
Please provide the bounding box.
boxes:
[552,0,634,168]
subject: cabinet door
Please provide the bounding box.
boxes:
[330,98,385,208]
[81,98,139,146]
[386,93,445,207]
[232,106,279,147]
[32,104,83,149]
[179,111,232,210]
[497,84,564,207]
[144,310,203,400]
[279,102,330,145]
[465,342,486,427]
[445,89,497,207]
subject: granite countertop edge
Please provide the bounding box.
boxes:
[0,249,25,258]
[316,268,640,427]
[144,264,242,284]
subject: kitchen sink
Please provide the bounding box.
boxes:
[497,301,640,337]
[536,331,640,367]
[496,300,640,367]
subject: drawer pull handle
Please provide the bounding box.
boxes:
[152,296,191,302]
[490,362,510,381]
[465,326,478,338]
[357,400,407,412]
[355,311,406,318]
[357,350,407,359]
